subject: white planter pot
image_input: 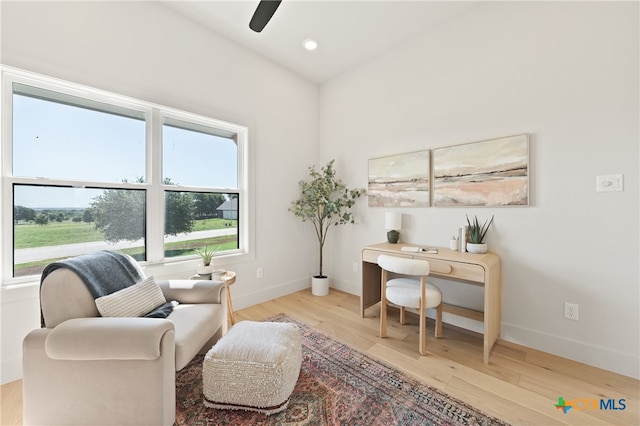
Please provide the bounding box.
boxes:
[466,243,488,254]
[197,264,215,275]
[311,276,329,296]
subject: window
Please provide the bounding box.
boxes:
[161,119,240,259]
[163,191,239,259]
[163,119,237,188]
[13,184,147,277]
[12,83,146,183]
[2,68,249,281]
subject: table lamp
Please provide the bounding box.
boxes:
[385,212,402,244]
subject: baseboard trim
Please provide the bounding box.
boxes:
[329,278,639,380]
[233,277,309,311]
[331,277,359,295]
[501,322,639,379]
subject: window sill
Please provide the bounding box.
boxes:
[3,250,252,289]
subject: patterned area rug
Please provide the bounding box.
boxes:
[175,314,509,426]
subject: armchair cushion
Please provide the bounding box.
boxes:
[95,276,167,318]
[170,303,226,370]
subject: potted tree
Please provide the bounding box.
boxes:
[466,214,494,254]
[290,160,365,296]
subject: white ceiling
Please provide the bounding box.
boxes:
[162,1,483,84]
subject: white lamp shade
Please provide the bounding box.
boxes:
[385,212,402,230]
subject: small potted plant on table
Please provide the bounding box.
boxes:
[195,245,224,278]
[466,215,494,254]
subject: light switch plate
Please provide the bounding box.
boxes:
[596,174,623,192]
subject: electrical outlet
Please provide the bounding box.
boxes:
[256,267,263,279]
[352,262,359,273]
[564,302,579,320]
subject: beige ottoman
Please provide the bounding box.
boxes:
[203,320,301,415]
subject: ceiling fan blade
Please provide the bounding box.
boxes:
[249,0,282,32]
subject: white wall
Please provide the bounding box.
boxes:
[1,0,638,383]
[0,1,319,383]
[321,1,639,378]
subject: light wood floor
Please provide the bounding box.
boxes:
[2,289,638,425]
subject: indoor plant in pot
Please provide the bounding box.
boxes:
[466,214,494,254]
[195,245,223,277]
[290,160,365,296]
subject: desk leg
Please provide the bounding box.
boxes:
[483,263,501,364]
[361,261,382,317]
[225,283,235,325]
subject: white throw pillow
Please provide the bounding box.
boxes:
[95,276,167,317]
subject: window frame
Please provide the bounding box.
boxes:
[1,66,252,285]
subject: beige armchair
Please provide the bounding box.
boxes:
[22,254,228,426]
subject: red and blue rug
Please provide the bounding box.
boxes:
[175,314,509,425]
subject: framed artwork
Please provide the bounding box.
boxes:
[368,150,430,207]
[432,134,529,207]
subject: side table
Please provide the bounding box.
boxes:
[189,271,237,325]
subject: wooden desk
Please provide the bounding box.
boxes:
[361,242,501,364]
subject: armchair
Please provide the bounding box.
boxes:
[22,253,228,426]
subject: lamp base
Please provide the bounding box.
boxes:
[387,230,400,244]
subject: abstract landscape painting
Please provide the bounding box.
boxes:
[368,150,430,207]
[432,134,529,206]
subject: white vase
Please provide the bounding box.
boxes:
[311,276,329,296]
[466,243,488,254]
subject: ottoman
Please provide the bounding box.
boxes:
[203,320,302,415]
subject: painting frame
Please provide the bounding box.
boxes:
[432,134,529,207]
[368,149,430,207]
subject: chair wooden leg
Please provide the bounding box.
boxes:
[419,314,427,355]
[400,306,406,325]
[419,279,427,355]
[380,270,388,338]
[435,303,443,338]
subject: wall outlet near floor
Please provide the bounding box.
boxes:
[352,262,359,273]
[256,267,263,279]
[564,302,579,320]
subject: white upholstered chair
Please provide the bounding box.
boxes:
[23,252,228,426]
[378,254,443,355]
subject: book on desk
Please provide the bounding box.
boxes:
[401,246,438,254]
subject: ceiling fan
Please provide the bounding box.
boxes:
[249,0,282,32]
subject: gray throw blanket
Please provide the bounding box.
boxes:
[40,250,173,326]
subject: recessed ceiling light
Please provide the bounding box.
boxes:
[303,38,318,51]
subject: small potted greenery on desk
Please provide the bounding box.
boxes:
[466,214,494,254]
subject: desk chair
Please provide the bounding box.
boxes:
[378,254,443,355]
